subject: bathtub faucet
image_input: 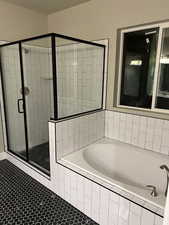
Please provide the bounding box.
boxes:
[160,164,169,197]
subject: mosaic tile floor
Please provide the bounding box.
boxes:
[0,160,98,225]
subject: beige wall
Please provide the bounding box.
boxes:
[0,1,48,153]
[48,0,169,119]
[0,1,47,41]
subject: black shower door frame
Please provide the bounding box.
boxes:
[0,34,55,174]
[0,33,106,174]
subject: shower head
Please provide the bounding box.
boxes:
[160,164,169,172]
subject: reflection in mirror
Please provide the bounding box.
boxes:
[119,28,159,108]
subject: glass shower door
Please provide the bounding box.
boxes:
[21,37,53,174]
[0,44,27,159]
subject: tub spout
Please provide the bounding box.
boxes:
[160,164,169,197]
[146,185,158,197]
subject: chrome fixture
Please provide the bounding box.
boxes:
[20,87,30,96]
[146,185,158,197]
[160,164,169,197]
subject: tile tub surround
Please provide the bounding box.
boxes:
[59,140,166,217]
[56,109,169,159]
[55,110,169,217]
[55,162,163,225]
[105,110,169,156]
[55,110,105,160]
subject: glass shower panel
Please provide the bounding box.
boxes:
[21,37,53,173]
[155,28,169,109]
[0,44,27,159]
[55,37,104,118]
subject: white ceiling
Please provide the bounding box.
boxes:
[3,0,92,14]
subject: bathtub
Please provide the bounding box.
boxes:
[60,138,169,214]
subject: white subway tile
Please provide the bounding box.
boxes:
[76,175,84,212]
[153,134,162,153]
[163,120,169,130]
[129,212,141,225]
[119,113,126,142]
[154,215,163,225]
[160,146,169,155]
[161,130,169,147]
[118,217,128,225]
[105,115,109,137]
[84,179,92,217]
[110,191,120,204]
[141,209,155,225]
[99,188,110,225]
[108,200,119,225]
[131,117,140,146]
[91,183,101,223]
[105,111,169,156]
[119,197,130,221]
[130,203,142,216]
[64,169,71,202]
[125,114,133,144]
[70,172,77,207]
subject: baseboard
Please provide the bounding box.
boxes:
[0,152,6,160]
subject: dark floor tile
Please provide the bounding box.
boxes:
[21,142,50,172]
[0,160,98,225]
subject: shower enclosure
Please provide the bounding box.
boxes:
[0,33,105,175]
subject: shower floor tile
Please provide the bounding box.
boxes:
[29,142,50,172]
[0,160,98,225]
[21,142,50,173]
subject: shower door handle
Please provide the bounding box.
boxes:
[17,99,24,113]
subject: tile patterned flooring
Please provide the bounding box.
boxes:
[0,160,98,225]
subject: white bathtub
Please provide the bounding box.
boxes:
[60,138,169,212]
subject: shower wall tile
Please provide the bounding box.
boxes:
[105,110,169,156]
[23,47,52,148]
[57,44,104,118]
[56,110,105,159]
